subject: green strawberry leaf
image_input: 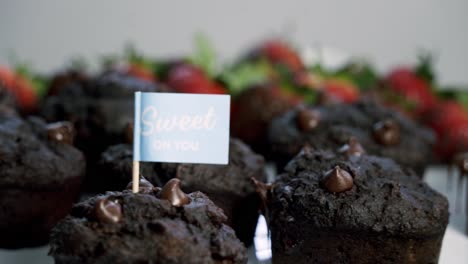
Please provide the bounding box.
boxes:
[219,59,270,96]
[274,63,318,104]
[123,43,155,70]
[437,87,468,109]
[15,63,49,97]
[415,51,436,84]
[308,63,331,78]
[335,60,378,91]
[189,33,217,78]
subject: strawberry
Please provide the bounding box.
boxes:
[166,63,226,94]
[253,40,304,72]
[0,65,16,89]
[13,74,38,112]
[434,119,468,161]
[231,83,302,149]
[125,63,156,82]
[423,101,466,136]
[423,101,468,160]
[385,67,436,116]
[321,78,360,103]
[120,45,157,82]
[0,64,38,113]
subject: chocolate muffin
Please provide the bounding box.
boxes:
[0,111,85,249]
[49,179,247,264]
[96,138,265,246]
[41,72,159,189]
[266,147,448,264]
[267,100,435,175]
[0,84,16,110]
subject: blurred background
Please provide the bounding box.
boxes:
[1,0,467,86]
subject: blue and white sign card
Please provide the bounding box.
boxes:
[133,92,230,164]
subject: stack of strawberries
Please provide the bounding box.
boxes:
[1,38,466,162]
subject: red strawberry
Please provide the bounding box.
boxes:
[13,74,38,112]
[423,101,466,136]
[0,65,16,89]
[0,64,38,113]
[166,63,226,94]
[321,79,359,103]
[231,83,302,149]
[423,101,468,160]
[385,67,436,115]
[256,40,304,72]
[124,63,156,83]
[434,119,468,161]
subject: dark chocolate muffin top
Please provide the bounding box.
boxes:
[85,71,157,98]
[0,113,85,189]
[267,100,435,173]
[155,138,266,196]
[97,138,265,195]
[96,143,165,190]
[269,148,448,237]
[41,72,159,135]
[49,186,247,264]
[40,72,161,171]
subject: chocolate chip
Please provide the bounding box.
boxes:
[124,122,133,144]
[296,108,320,132]
[339,137,366,157]
[95,198,122,224]
[373,119,400,146]
[321,166,354,193]
[160,178,191,207]
[126,177,155,193]
[47,121,74,144]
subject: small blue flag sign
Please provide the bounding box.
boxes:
[132,92,231,192]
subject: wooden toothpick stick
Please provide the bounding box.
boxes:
[132,161,140,193]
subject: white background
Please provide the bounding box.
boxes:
[0,0,467,86]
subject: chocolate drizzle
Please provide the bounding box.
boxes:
[160,178,191,207]
[46,121,74,144]
[373,119,400,146]
[296,108,320,132]
[95,198,122,224]
[321,165,354,193]
[339,137,366,157]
